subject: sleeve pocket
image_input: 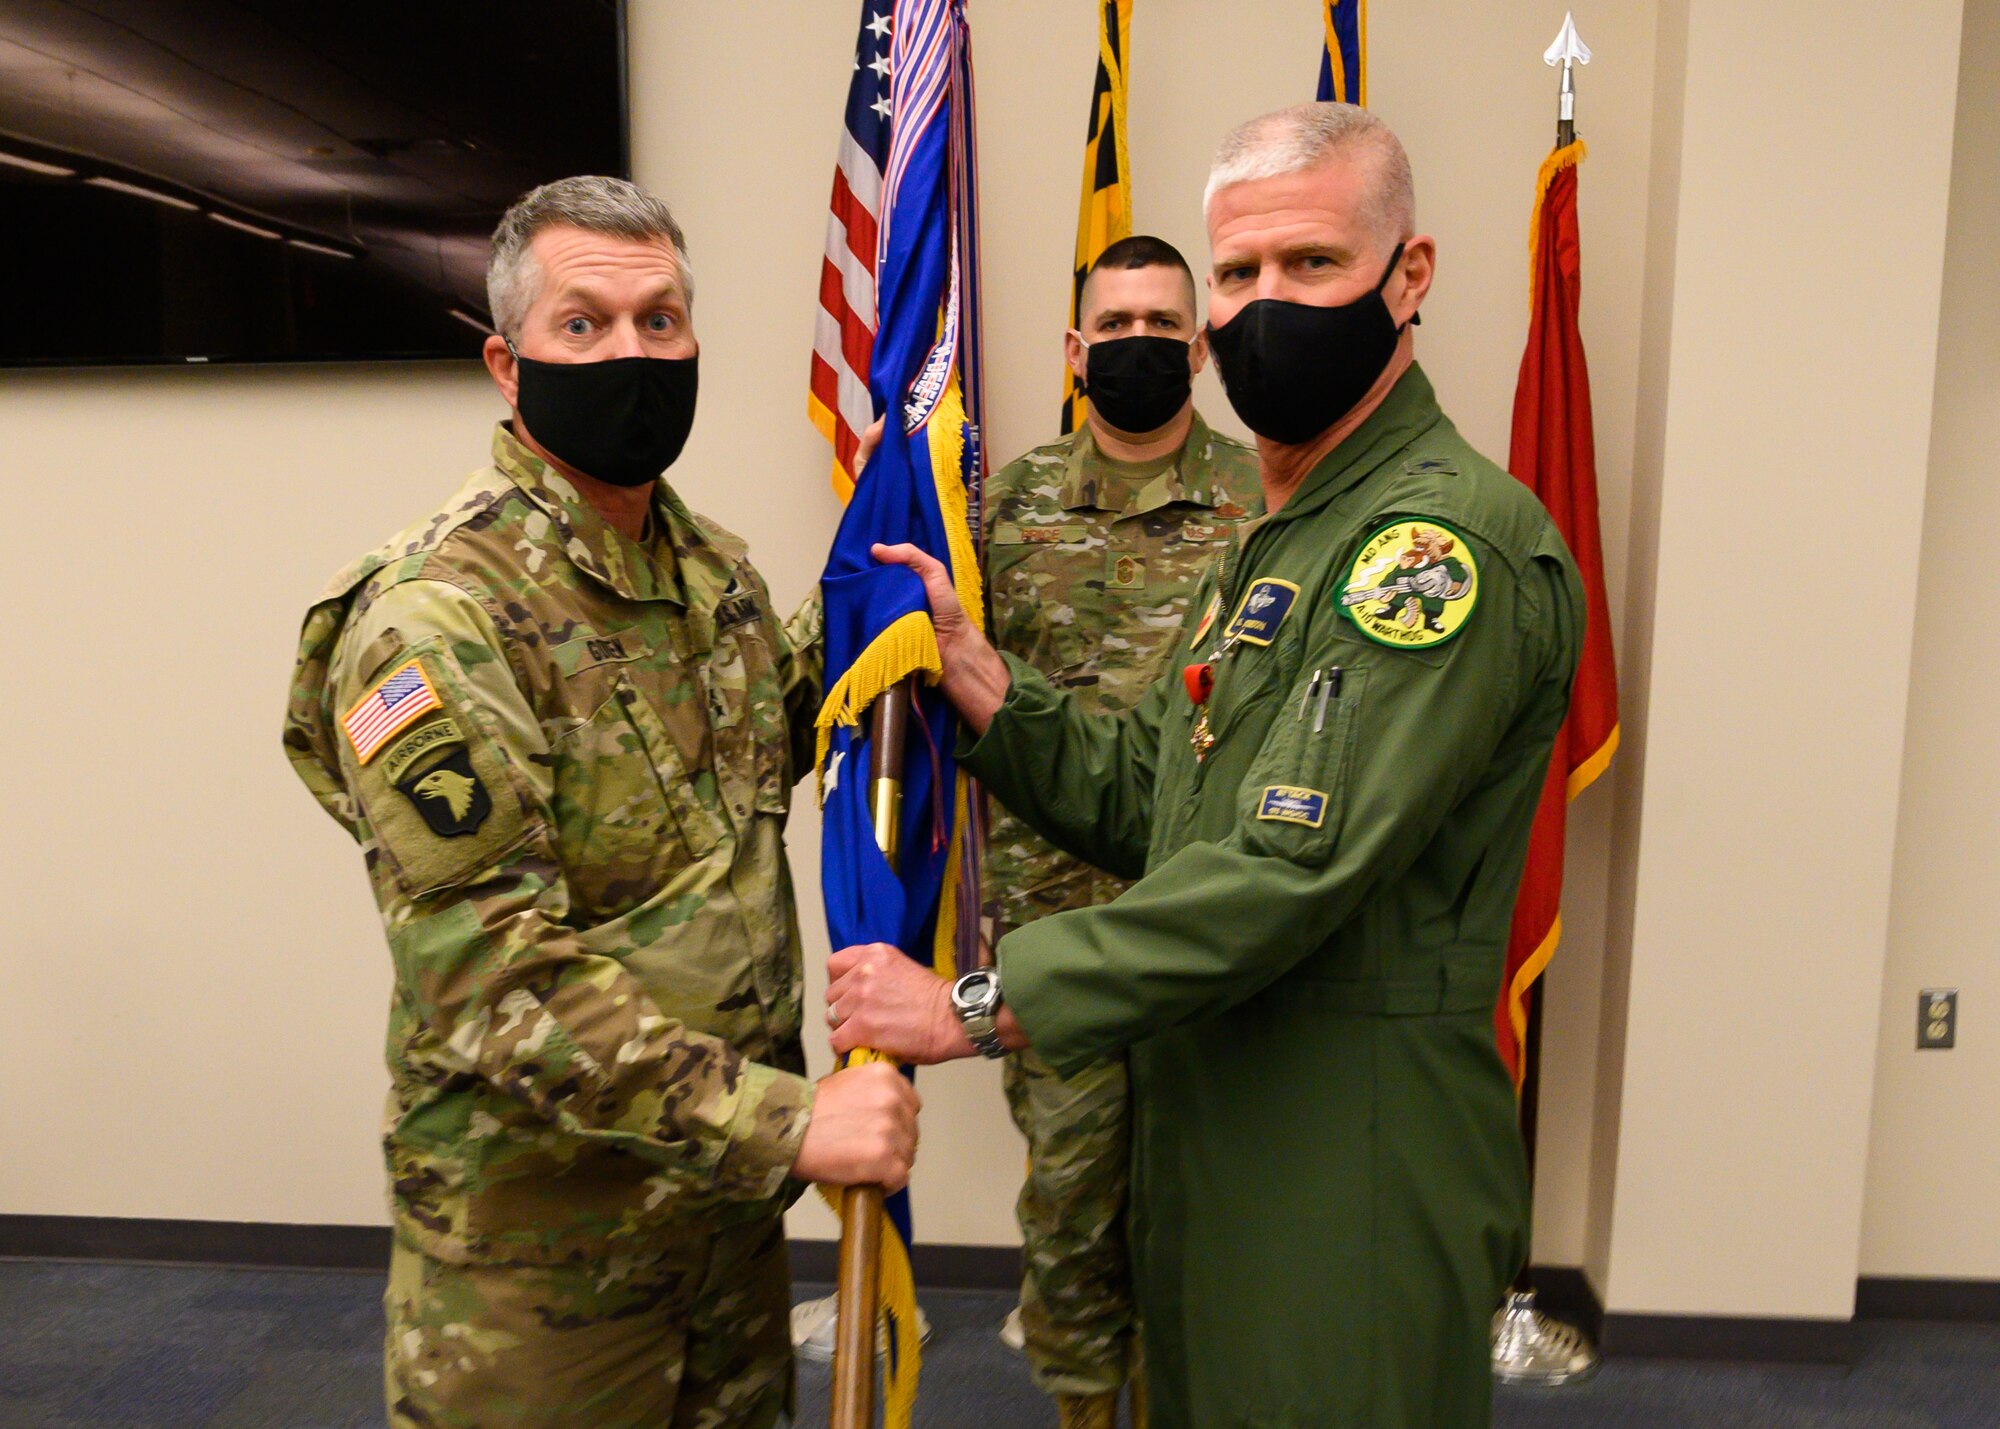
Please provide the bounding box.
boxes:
[1236,666,1368,865]
[351,641,532,898]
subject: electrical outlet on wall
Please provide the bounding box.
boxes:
[1918,989,1958,1050]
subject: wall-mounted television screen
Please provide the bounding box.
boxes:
[0,1,628,367]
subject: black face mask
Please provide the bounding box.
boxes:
[1206,243,1408,445]
[510,349,699,488]
[1079,334,1194,436]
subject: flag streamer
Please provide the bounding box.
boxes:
[1059,0,1133,434]
[1499,140,1620,1083]
[1316,0,1367,105]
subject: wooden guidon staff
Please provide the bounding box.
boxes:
[830,681,913,1429]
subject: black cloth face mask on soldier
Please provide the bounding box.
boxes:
[1206,241,1415,446]
[508,342,700,488]
[1077,333,1195,436]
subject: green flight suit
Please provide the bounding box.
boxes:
[962,366,1585,1429]
[983,413,1260,1396]
[284,425,821,1429]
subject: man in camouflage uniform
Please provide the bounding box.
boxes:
[283,177,917,1429]
[984,236,1260,1429]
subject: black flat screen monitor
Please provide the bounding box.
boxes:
[0,1,628,367]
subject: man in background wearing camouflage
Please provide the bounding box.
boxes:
[283,177,917,1429]
[984,235,1260,1429]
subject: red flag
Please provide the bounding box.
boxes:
[1498,141,1620,1084]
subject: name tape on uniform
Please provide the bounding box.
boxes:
[1225,579,1301,647]
[1257,785,1328,828]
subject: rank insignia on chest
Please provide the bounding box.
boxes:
[1224,578,1301,647]
[1109,554,1146,590]
[1339,519,1480,649]
[715,583,760,632]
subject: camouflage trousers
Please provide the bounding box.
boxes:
[1003,1045,1138,1398]
[385,1215,792,1429]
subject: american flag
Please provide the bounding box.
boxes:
[341,660,440,765]
[808,1,895,498]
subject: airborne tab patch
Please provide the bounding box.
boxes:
[1340,520,1480,649]
[342,659,442,765]
[1224,579,1301,647]
[1257,785,1328,828]
[381,717,465,786]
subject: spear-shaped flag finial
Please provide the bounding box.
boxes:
[1544,11,1591,147]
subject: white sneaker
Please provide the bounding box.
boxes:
[791,1293,932,1364]
[998,1304,1026,1354]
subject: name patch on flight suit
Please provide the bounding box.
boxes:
[1340,520,1480,649]
[1224,579,1301,647]
[1257,785,1328,828]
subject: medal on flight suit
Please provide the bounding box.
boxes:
[1184,578,1301,761]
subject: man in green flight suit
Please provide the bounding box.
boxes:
[822,104,1586,1429]
[984,234,1260,1429]
[283,177,919,1429]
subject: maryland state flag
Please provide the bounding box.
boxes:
[1316,0,1367,104]
[1498,141,1619,1084]
[813,1,986,1422]
[1059,0,1132,434]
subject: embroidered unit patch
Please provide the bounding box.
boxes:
[342,659,442,765]
[395,745,491,837]
[1340,520,1480,649]
[1225,578,1301,647]
[1257,785,1328,828]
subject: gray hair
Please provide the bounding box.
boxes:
[1202,103,1415,247]
[485,176,694,340]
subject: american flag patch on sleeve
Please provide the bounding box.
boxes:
[342,659,442,765]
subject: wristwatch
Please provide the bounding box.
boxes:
[950,968,1007,1059]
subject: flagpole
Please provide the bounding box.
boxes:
[1491,11,1600,1389]
[831,680,915,1429]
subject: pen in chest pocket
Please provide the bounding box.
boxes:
[1313,666,1344,733]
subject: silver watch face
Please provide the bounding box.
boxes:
[952,969,1000,1017]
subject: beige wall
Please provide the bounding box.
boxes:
[1584,0,1965,1316]
[4,0,1987,1310]
[1861,0,2000,1282]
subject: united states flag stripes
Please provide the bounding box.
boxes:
[809,2,895,498]
[341,660,441,765]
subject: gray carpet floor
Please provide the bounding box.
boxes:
[2,1261,1996,1427]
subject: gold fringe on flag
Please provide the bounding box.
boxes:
[1525,140,1588,296]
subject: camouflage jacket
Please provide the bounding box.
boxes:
[285,424,821,1265]
[982,411,1261,935]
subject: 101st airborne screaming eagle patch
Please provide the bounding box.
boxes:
[1340,520,1480,648]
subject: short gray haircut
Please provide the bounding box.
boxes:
[485,176,694,340]
[1203,103,1415,247]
